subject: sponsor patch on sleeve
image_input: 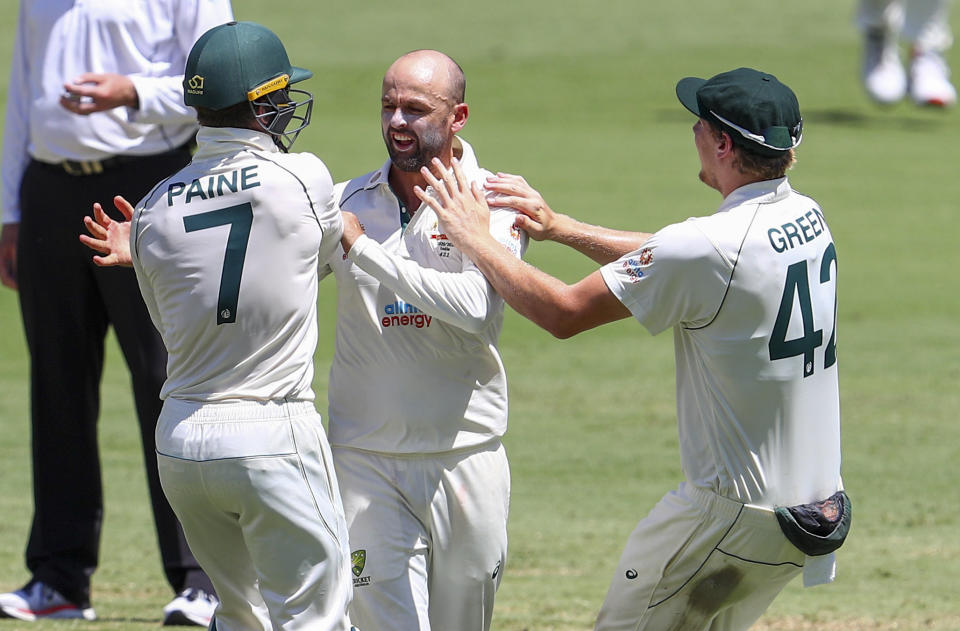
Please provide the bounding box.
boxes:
[495,226,523,257]
[621,248,654,283]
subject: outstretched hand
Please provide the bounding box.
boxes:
[484,173,558,241]
[415,157,492,250]
[79,196,134,267]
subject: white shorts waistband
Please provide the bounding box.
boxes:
[682,483,777,530]
[157,399,324,461]
[161,398,317,423]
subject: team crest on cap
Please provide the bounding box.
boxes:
[186,74,205,96]
[817,496,841,522]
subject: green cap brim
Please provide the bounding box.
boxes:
[676,77,707,116]
[290,66,313,85]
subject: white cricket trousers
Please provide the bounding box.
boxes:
[595,483,805,631]
[857,0,953,52]
[156,399,353,631]
[333,441,509,631]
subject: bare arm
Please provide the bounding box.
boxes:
[79,196,134,267]
[417,158,631,338]
[485,173,651,265]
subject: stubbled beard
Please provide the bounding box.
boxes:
[386,127,447,172]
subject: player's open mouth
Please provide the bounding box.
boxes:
[391,131,416,151]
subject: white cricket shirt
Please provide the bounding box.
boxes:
[2,0,234,222]
[601,178,842,508]
[131,127,343,402]
[323,138,528,454]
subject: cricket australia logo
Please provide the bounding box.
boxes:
[351,550,365,577]
[351,550,371,587]
[186,74,205,96]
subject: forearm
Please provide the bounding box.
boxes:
[417,159,631,337]
[550,213,652,265]
[456,234,582,338]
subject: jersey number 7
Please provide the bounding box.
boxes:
[183,203,254,325]
[768,242,837,378]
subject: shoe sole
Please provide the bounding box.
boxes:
[915,98,955,107]
[0,606,35,622]
[0,604,96,621]
[163,610,211,627]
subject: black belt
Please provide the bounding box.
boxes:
[41,140,195,177]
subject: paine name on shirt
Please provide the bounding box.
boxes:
[767,207,827,253]
[165,166,261,206]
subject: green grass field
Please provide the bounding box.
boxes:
[1,1,959,629]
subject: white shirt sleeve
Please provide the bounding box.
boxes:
[130,206,165,337]
[600,219,731,335]
[347,234,495,333]
[129,0,234,124]
[315,192,344,270]
[347,209,527,334]
[1,7,31,223]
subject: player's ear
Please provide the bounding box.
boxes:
[717,130,734,158]
[451,102,468,133]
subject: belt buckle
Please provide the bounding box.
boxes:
[62,160,104,176]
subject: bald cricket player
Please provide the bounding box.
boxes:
[329,50,527,630]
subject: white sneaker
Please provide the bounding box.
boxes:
[862,28,907,104]
[0,580,96,621]
[162,588,218,627]
[909,50,957,107]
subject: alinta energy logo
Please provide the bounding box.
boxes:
[351,550,370,587]
[381,299,432,329]
[186,74,204,97]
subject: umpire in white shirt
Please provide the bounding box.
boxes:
[0,1,233,625]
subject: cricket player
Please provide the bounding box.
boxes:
[81,22,352,630]
[416,67,850,630]
[328,50,527,630]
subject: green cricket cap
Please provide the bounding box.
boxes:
[676,67,802,157]
[183,21,312,111]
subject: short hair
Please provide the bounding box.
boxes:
[705,119,796,180]
[448,57,466,104]
[195,101,256,128]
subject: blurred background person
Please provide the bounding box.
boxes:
[0,0,233,625]
[858,0,956,106]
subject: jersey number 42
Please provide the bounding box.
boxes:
[768,242,837,378]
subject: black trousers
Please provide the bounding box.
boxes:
[16,149,213,608]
